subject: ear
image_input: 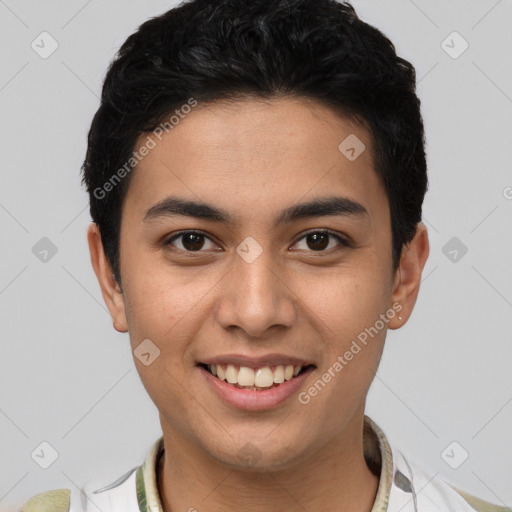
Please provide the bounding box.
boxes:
[87,222,128,333]
[388,222,430,329]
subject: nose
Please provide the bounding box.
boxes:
[215,247,297,338]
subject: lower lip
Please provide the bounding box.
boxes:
[199,365,315,411]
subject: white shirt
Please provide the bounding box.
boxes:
[19,415,507,512]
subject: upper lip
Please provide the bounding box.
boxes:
[198,353,315,368]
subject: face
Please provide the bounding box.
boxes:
[89,97,428,470]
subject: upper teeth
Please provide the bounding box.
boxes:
[209,364,302,388]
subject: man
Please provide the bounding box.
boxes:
[19,0,507,510]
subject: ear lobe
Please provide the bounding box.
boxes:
[389,223,430,329]
[87,222,128,332]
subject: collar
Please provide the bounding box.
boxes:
[135,414,394,512]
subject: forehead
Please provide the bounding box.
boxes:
[123,97,387,224]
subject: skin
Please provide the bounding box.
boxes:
[88,97,429,512]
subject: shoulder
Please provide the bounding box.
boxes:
[449,486,511,512]
[17,437,163,512]
[18,466,140,512]
[392,450,508,512]
[18,489,71,512]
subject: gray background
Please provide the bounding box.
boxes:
[1,0,511,510]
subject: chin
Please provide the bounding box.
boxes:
[204,433,312,473]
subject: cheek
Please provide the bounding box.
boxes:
[121,251,191,330]
[294,263,390,406]
[296,263,391,336]
[121,261,219,365]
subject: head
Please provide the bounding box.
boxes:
[84,0,429,470]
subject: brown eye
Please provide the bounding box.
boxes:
[181,232,205,251]
[165,231,218,252]
[306,233,329,251]
[292,230,349,252]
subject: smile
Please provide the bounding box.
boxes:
[201,363,312,390]
[198,355,316,410]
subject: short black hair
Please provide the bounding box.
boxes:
[81,0,428,287]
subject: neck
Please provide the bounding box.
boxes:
[157,415,380,512]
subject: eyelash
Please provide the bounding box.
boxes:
[163,229,351,253]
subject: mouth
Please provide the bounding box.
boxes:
[198,362,315,391]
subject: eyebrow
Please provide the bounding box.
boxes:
[143,195,368,227]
